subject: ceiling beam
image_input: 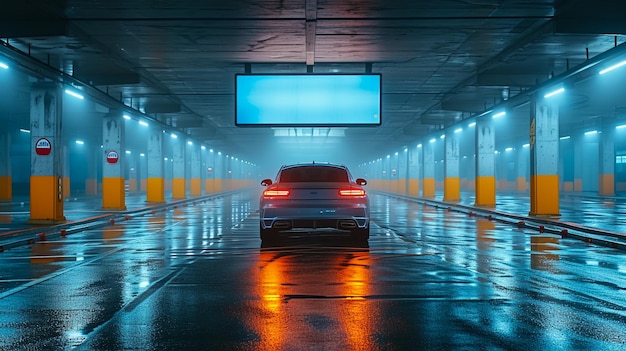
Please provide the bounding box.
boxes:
[305,0,317,66]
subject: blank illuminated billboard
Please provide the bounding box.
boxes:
[235,74,381,126]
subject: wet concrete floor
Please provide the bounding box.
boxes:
[0,191,625,350]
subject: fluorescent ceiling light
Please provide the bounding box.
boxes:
[616,124,626,129]
[492,111,506,119]
[139,121,148,127]
[140,153,145,157]
[64,89,84,99]
[429,138,436,143]
[201,146,206,150]
[417,144,422,148]
[20,128,30,133]
[0,62,8,69]
[523,144,530,148]
[599,60,626,75]
[75,140,84,145]
[505,147,513,152]
[187,141,193,145]
[468,122,476,127]
[584,130,598,135]
[123,115,131,120]
[440,134,445,139]
[560,136,570,140]
[125,150,131,154]
[544,87,565,99]
[454,128,462,133]
[171,133,177,139]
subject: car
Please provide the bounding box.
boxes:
[259,162,370,242]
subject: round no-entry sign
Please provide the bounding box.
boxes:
[35,138,51,156]
[106,150,119,164]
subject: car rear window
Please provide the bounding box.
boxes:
[279,166,349,183]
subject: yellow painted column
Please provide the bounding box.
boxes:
[444,131,460,201]
[529,98,560,216]
[29,82,65,223]
[146,129,165,203]
[0,176,11,200]
[476,176,496,205]
[172,178,186,198]
[475,119,496,206]
[598,121,615,196]
[147,177,164,203]
[408,179,419,196]
[171,136,186,199]
[422,141,435,197]
[62,145,70,198]
[408,145,420,197]
[190,144,202,196]
[422,178,435,197]
[102,113,126,210]
[0,132,11,201]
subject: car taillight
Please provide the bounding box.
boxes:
[339,188,366,196]
[263,189,290,197]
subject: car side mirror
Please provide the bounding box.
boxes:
[261,178,272,186]
[356,178,367,186]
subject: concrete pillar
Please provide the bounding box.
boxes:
[29,82,65,223]
[529,98,560,216]
[475,119,496,206]
[147,129,165,203]
[444,132,460,201]
[205,150,215,193]
[215,152,223,193]
[422,140,435,197]
[102,113,126,210]
[599,118,615,196]
[408,145,420,196]
[0,132,11,201]
[171,136,186,199]
[190,144,201,196]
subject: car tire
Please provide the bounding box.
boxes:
[260,223,275,242]
[350,226,369,242]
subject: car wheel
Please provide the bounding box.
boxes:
[350,226,369,242]
[260,223,275,242]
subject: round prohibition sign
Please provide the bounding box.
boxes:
[35,138,52,156]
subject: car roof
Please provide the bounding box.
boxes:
[279,162,348,170]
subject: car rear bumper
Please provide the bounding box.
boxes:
[260,206,369,231]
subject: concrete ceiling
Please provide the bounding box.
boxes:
[2,0,626,165]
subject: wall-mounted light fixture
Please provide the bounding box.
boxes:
[599,60,626,75]
[544,87,565,99]
[492,111,506,119]
[64,89,84,100]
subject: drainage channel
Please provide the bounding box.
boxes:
[379,192,626,251]
[0,192,237,252]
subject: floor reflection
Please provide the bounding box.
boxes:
[253,236,377,350]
